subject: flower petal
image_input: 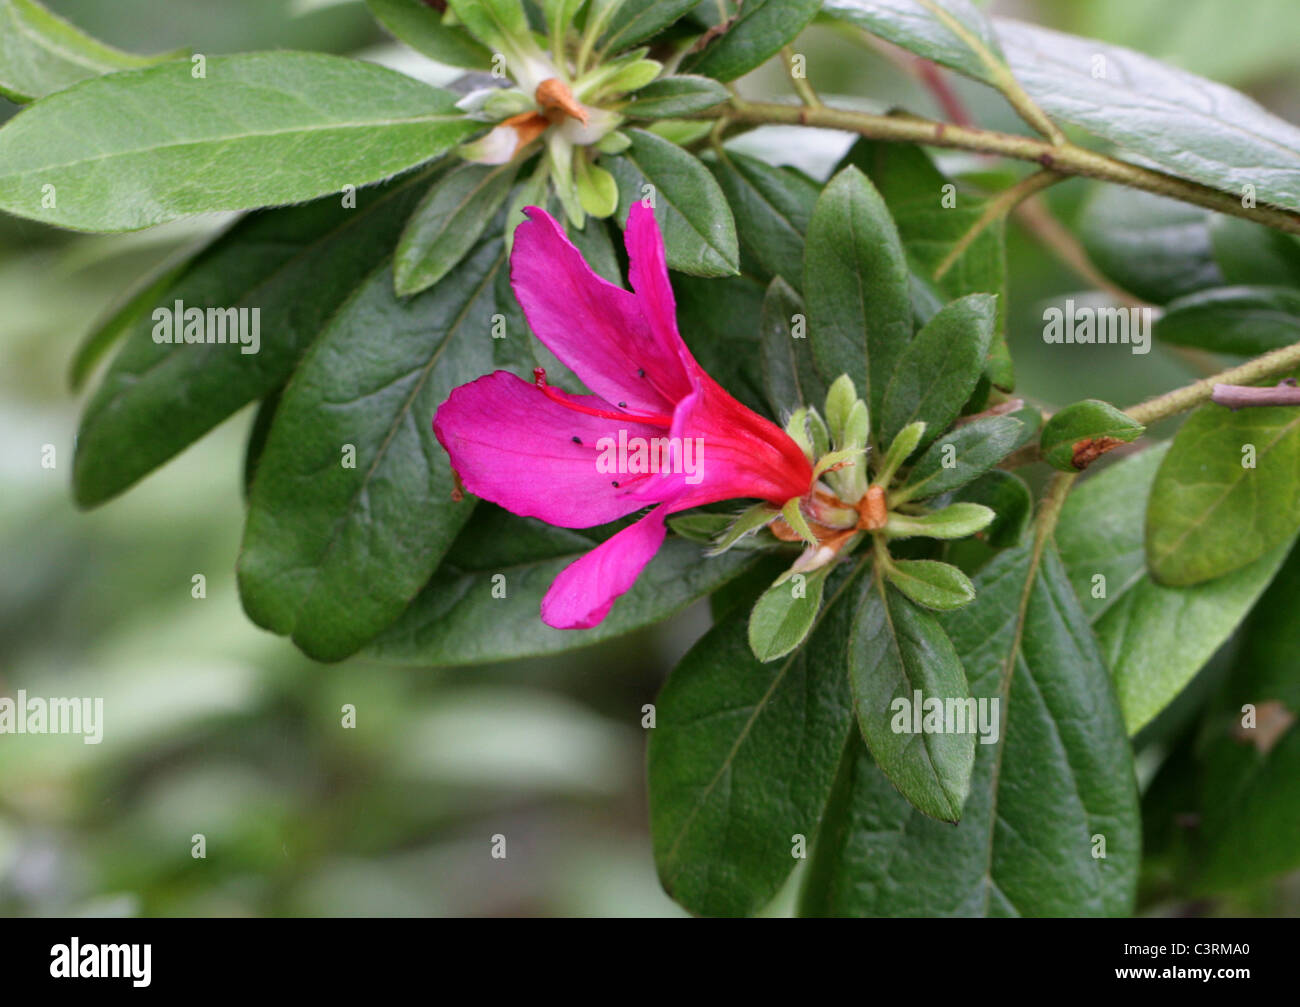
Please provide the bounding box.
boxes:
[510,206,692,412]
[433,370,668,527]
[625,370,815,511]
[540,506,668,628]
[625,199,695,371]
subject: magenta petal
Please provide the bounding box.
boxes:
[511,207,692,411]
[433,370,667,527]
[624,200,692,368]
[540,506,668,629]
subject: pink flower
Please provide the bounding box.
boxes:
[433,204,813,629]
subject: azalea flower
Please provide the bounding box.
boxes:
[433,204,814,629]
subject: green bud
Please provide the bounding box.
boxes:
[875,420,926,489]
[595,130,632,154]
[823,374,857,444]
[575,157,619,218]
[806,407,830,459]
[784,407,814,461]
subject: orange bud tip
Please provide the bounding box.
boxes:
[535,78,589,125]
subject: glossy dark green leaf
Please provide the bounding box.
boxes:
[365,536,759,666]
[1192,545,1300,890]
[621,75,728,118]
[1155,286,1300,357]
[394,160,517,297]
[948,470,1032,550]
[68,239,201,390]
[800,542,1140,917]
[840,140,1012,391]
[1147,395,1300,586]
[1040,399,1143,472]
[366,0,492,68]
[649,561,863,917]
[1209,216,1300,289]
[897,415,1026,502]
[708,149,818,290]
[1057,443,1293,733]
[678,0,820,82]
[73,169,439,507]
[0,52,479,231]
[804,166,912,419]
[0,0,184,103]
[605,128,739,277]
[759,276,826,416]
[879,292,995,449]
[599,0,699,52]
[237,232,514,661]
[1078,186,1222,305]
[674,272,767,411]
[747,567,828,661]
[849,573,974,820]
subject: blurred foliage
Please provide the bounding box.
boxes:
[2,0,1298,916]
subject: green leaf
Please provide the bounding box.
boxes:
[1057,443,1294,733]
[748,567,828,661]
[840,140,1013,391]
[1147,395,1300,586]
[1155,286,1300,357]
[366,0,492,69]
[621,75,728,117]
[885,558,976,612]
[0,0,184,104]
[445,0,529,49]
[649,561,862,917]
[675,272,767,410]
[885,502,993,541]
[236,232,513,662]
[605,128,739,276]
[679,0,820,82]
[759,276,826,415]
[822,0,1005,88]
[804,166,912,419]
[849,573,974,820]
[827,3,1300,212]
[705,501,779,555]
[994,17,1300,214]
[1040,399,1144,472]
[878,292,995,449]
[0,52,480,231]
[394,160,517,297]
[708,150,818,290]
[73,169,440,507]
[364,535,759,666]
[896,415,1026,503]
[1192,545,1300,890]
[948,470,1032,550]
[1209,216,1300,289]
[68,239,199,390]
[800,542,1140,916]
[1077,187,1221,305]
[599,0,699,52]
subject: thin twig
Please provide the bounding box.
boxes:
[781,45,822,108]
[1212,378,1300,409]
[685,100,1300,236]
[933,169,1061,280]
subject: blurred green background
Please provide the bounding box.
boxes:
[3,0,1299,916]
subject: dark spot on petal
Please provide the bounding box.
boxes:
[637,368,645,378]
[572,436,582,444]
[618,401,627,408]
[611,480,620,488]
